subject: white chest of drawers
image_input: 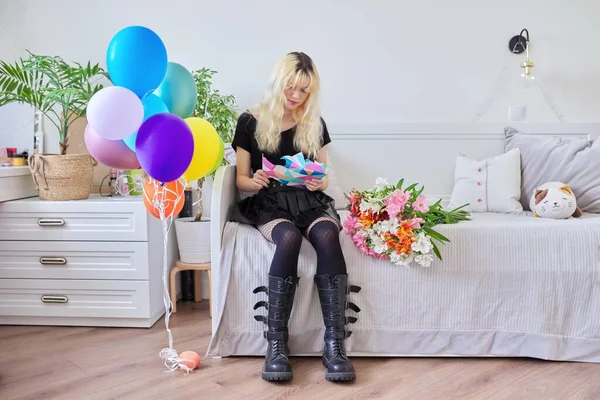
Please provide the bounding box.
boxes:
[0,194,177,328]
[0,166,37,202]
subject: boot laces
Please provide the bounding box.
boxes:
[328,293,347,359]
[271,339,286,358]
[332,339,346,358]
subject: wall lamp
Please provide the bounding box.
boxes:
[508,28,535,83]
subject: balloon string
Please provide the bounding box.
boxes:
[145,178,193,374]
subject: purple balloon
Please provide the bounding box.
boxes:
[84,124,141,169]
[86,86,144,140]
[135,113,194,182]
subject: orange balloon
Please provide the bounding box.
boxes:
[143,179,185,219]
[179,350,201,370]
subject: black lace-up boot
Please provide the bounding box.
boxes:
[253,275,299,381]
[314,273,361,381]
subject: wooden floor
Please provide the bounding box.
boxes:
[2,303,600,400]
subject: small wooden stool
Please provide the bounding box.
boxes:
[169,261,212,318]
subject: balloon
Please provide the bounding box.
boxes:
[87,86,144,140]
[106,26,168,98]
[143,179,185,219]
[179,351,201,370]
[206,134,225,176]
[135,113,194,183]
[181,118,224,183]
[154,62,197,119]
[83,124,140,169]
[123,94,169,151]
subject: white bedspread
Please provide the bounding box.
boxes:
[207,211,600,362]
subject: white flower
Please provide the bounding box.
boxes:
[390,251,414,267]
[371,235,387,254]
[374,177,389,191]
[379,218,399,234]
[389,251,403,265]
[411,232,433,254]
[359,200,382,214]
[371,221,382,234]
[415,253,434,267]
[359,201,370,212]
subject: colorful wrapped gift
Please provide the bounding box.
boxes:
[262,152,327,188]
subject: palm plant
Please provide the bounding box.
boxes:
[0,51,108,155]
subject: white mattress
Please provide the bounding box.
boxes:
[207,211,600,362]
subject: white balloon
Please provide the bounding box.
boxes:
[86,86,144,140]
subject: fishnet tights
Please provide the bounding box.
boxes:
[257,217,346,277]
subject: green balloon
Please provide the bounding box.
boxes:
[153,62,197,119]
[207,137,225,175]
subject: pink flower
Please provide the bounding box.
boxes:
[407,217,425,229]
[352,233,369,254]
[413,195,429,213]
[352,233,366,246]
[385,190,409,219]
[371,250,388,260]
[343,216,358,233]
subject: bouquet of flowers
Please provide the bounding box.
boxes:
[343,178,470,267]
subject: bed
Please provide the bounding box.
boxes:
[206,165,600,362]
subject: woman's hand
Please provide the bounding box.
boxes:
[236,148,269,192]
[305,178,324,192]
[250,169,270,190]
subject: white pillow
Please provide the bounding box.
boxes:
[448,148,523,214]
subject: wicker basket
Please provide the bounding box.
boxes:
[29,154,96,201]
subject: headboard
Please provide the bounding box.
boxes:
[325,122,600,198]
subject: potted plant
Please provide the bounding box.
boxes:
[174,67,238,264]
[0,51,108,200]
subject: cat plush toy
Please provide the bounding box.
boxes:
[529,182,583,219]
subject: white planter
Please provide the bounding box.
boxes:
[174,217,211,264]
[196,175,213,220]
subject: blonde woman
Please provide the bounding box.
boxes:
[230,52,361,382]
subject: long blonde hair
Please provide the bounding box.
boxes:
[253,52,323,159]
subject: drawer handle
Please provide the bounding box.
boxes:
[39,257,67,265]
[37,218,65,227]
[41,295,68,304]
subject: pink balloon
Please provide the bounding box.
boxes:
[84,124,141,169]
[86,86,144,140]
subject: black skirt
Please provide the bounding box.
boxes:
[229,180,341,230]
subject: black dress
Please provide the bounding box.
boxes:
[229,112,341,230]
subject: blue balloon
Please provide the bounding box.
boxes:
[123,94,169,151]
[153,62,197,119]
[106,26,168,98]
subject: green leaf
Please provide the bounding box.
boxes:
[404,183,417,192]
[396,178,404,189]
[189,66,239,176]
[449,203,470,213]
[414,185,425,197]
[0,51,107,153]
[431,242,442,260]
[423,226,450,243]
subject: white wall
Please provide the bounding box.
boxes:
[3,0,599,301]
[1,0,600,152]
[0,103,35,154]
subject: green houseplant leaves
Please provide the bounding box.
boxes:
[0,51,108,154]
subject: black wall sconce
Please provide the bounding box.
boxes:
[509,29,535,82]
[509,28,529,54]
